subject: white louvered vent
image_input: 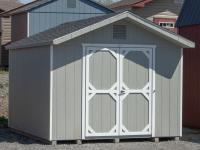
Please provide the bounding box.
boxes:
[113,25,127,40]
[67,0,76,8]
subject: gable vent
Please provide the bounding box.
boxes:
[67,0,76,8]
[113,25,127,40]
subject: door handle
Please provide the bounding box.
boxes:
[119,90,126,96]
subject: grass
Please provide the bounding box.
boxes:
[0,116,8,127]
[0,70,8,74]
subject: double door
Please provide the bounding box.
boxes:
[84,45,154,137]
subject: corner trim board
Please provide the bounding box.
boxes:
[82,44,86,140]
[152,46,156,137]
[180,48,183,137]
[50,45,53,141]
[27,12,30,37]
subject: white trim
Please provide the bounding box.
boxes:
[27,12,30,37]
[82,45,86,139]
[49,45,53,141]
[180,48,183,137]
[152,47,156,137]
[82,44,156,138]
[53,11,195,48]
[84,46,120,137]
[119,47,153,136]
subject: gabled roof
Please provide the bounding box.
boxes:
[176,0,200,27]
[0,0,22,12]
[109,0,153,9]
[1,0,114,16]
[7,11,195,50]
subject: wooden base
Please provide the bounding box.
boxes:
[152,137,159,143]
[52,141,57,146]
[174,137,180,141]
[76,140,82,145]
[113,138,120,143]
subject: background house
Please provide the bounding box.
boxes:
[176,0,200,129]
[109,0,184,32]
[2,0,113,42]
[0,0,22,68]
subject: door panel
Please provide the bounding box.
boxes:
[123,51,149,89]
[120,48,152,136]
[122,94,149,132]
[85,46,153,137]
[89,94,116,133]
[89,51,117,89]
[85,47,120,137]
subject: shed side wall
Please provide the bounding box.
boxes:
[9,46,50,140]
[179,25,200,128]
[29,0,111,36]
[52,19,182,140]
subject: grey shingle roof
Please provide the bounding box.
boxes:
[7,11,193,50]
[1,0,113,16]
[7,13,117,49]
[176,0,200,27]
[0,0,22,12]
[109,0,142,8]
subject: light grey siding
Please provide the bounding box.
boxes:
[11,13,27,42]
[88,50,117,133]
[9,46,51,140]
[52,19,182,140]
[29,0,112,36]
[52,43,82,140]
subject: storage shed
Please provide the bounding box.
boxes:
[8,11,194,143]
[176,0,200,128]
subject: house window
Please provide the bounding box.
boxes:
[113,25,127,40]
[67,0,76,8]
[159,22,175,29]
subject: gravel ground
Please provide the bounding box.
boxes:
[0,72,200,150]
[0,71,9,118]
[0,128,199,150]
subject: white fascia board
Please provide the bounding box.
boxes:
[53,12,128,45]
[53,11,195,48]
[126,13,195,48]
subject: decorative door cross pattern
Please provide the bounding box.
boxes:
[85,46,153,137]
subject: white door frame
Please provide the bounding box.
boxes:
[82,44,156,139]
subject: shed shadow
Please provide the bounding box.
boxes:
[53,45,181,80]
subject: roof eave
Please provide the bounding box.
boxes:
[7,41,53,50]
[53,11,195,49]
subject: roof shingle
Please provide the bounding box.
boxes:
[0,0,22,12]
[176,0,200,27]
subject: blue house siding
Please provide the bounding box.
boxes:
[28,0,112,36]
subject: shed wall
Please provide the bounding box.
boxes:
[11,13,27,42]
[179,25,200,128]
[9,46,51,140]
[52,19,182,140]
[28,0,111,36]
